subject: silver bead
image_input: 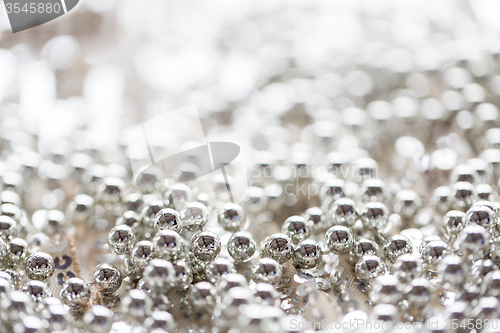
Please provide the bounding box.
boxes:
[227,231,257,263]
[394,189,422,219]
[404,277,431,308]
[393,254,423,283]
[130,240,155,269]
[421,239,450,271]
[25,252,55,281]
[320,178,345,206]
[331,198,357,227]
[0,215,16,239]
[261,233,294,264]
[66,194,94,224]
[450,181,475,211]
[165,183,192,209]
[142,258,175,291]
[370,275,401,305]
[108,225,136,255]
[153,208,182,233]
[303,207,329,234]
[38,209,66,236]
[14,315,45,333]
[189,281,217,311]
[7,237,28,268]
[471,297,499,321]
[218,203,246,232]
[144,310,177,332]
[180,202,209,231]
[141,200,166,228]
[481,270,500,298]
[59,277,91,308]
[438,255,465,289]
[361,202,389,231]
[360,178,389,202]
[171,260,193,289]
[40,298,68,331]
[325,225,354,254]
[83,305,114,333]
[433,186,451,214]
[121,289,153,323]
[217,273,249,294]
[251,258,283,286]
[252,283,279,306]
[190,230,221,262]
[442,210,467,239]
[292,239,323,270]
[123,192,145,213]
[350,238,379,261]
[355,255,386,281]
[116,210,141,232]
[96,177,125,204]
[368,304,399,326]
[472,259,497,285]
[217,287,254,323]
[451,164,479,184]
[383,234,413,263]
[443,301,469,326]
[244,186,268,213]
[466,203,497,234]
[476,183,497,201]
[22,280,51,302]
[353,158,378,182]
[282,215,310,244]
[205,257,236,283]
[92,263,123,295]
[458,224,490,260]
[2,290,34,320]
[152,229,183,261]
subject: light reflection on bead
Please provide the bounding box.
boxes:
[204,257,236,283]
[83,305,114,333]
[251,258,283,286]
[92,263,123,295]
[261,233,294,264]
[383,235,413,263]
[153,208,182,233]
[292,239,322,270]
[152,229,183,262]
[355,255,386,281]
[325,225,354,254]
[59,277,91,308]
[218,203,246,232]
[25,252,55,281]
[108,225,136,255]
[282,215,310,244]
[190,230,221,262]
[227,231,256,263]
[180,202,209,231]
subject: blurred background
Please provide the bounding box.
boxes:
[1,0,500,199]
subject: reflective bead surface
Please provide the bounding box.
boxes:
[227,231,256,262]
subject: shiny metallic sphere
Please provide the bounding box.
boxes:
[218,203,246,232]
[261,233,294,264]
[92,263,123,294]
[190,231,221,262]
[227,231,256,263]
[292,239,323,270]
[325,225,354,254]
[25,252,55,281]
[152,229,184,261]
[251,258,283,286]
